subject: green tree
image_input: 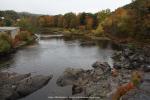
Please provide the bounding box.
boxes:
[16,17,37,32]
[97,9,111,23]
[63,12,77,28]
[57,15,64,27]
[0,33,12,53]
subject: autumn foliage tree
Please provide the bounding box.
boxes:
[101,0,150,41]
[37,12,98,30]
[85,16,94,30]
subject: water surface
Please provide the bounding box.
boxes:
[1,37,117,100]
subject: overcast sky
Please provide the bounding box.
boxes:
[0,0,131,15]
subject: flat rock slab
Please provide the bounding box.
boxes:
[0,72,52,100]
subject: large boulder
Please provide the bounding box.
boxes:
[92,61,111,73]
[57,62,111,87]
[56,68,84,86]
[0,72,52,100]
[16,75,52,97]
[57,62,112,97]
[113,47,150,70]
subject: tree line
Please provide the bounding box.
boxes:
[0,9,111,31]
[37,9,111,30]
[0,0,149,41]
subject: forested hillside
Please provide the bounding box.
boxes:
[0,0,149,42]
[100,0,150,42]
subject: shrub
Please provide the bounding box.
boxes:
[131,71,142,87]
[112,71,142,100]
[112,82,135,100]
[0,33,12,53]
[79,25,86,31]
[93,24,105,37]
[18,31,33,42]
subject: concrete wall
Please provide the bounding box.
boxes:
[0,27,20,39]
[10,28,20,39]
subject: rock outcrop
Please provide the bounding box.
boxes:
[113,47,150,70]
[0,72,52,100]
[57,60,150,100]
[57,62,125,99]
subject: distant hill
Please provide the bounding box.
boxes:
[0,10,42,20]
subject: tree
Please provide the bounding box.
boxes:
[78,12,86,26]
[102,8,135,38]
[57,15,64,27]
[16,17,37,32]
[0,33,12,53]
[4,19,13,26]
[38,16,46,27]
[85,16,94,30]
[97,9,111,23]
[63,12,77,28]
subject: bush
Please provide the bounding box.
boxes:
[18,31,33,42]
[0,33,12,53]
[131,71,142,87]
[93,24,105,37]
[112,82,135,100]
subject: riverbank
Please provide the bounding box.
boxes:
[39,28,150,47]
[39,28,110,41]
[43,28,150,62]
[0,34,36,60]
[56,46,150,100]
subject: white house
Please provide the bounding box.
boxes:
[0,27,20,39]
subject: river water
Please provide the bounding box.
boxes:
[0,36,118,100]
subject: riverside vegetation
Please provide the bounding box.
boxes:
[0,31,35,56]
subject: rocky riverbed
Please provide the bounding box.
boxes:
[0,72,52,100]
[113,46,150,71]
[57,46,150,100]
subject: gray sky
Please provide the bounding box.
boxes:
[0,0,131,15]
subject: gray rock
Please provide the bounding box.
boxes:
[85,81,111,100]
[113,62,122,69]
[145,57,150,63]
[123,48,133,57]
[0,72,52,100]
[113,47,150,70]
[92,61,111,72]
[72,84,83,95]
[56,68,84,86]
[16,75,52,97]
[140,73,150,93]
[121,89,150,100]
[143,65,150,72]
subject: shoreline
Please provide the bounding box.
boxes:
[0,35,37,60]
[0,30,150,100]
[56,45,150,100]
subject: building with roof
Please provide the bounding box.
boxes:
[0,27,20,39]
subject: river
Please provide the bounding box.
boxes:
[0,36,118,100]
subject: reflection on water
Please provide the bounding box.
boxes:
[0,55,14,70]
[0,37,118,100]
